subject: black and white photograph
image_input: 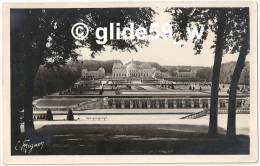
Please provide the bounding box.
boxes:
[2,1,258,164]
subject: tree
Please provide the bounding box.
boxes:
[196,67,212,81]
[166,8,249,136]
[166,8,226,136]
[11,12,27,151]
[226,9,249,138]
[34,66,80,96]
[11,8,155,140]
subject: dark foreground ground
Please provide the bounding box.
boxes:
[15,124,249,155]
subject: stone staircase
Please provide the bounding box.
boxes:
[180,107,249,119]
[180,109,209,119]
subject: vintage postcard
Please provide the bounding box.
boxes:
[2,0,258,164]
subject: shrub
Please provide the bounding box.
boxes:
[67,109,74,120]
[45,109,53,120]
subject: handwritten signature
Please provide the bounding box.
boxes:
[15,139,45,154]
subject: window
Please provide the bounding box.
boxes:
[220,102,226,108]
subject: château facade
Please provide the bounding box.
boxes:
[175,67,196,78]
[81,67,105,79]
[112,60,159,78]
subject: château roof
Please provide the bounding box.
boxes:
[178,68,191,72]
[112,62,124,69]
[113,59,153,70]
[126,60,138,70]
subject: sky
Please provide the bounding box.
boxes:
[76,7,248,67]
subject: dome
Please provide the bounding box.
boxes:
[112,62,122,69]
[98,67,105,73]
[81,68,88,74]
[126,60,137,71]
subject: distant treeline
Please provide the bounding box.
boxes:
[195,61,249,84]
[219,61,249,84]
[34,66,81,96]
[68,60,121,74]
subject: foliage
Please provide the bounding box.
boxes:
[11,8,156,68]
[70,59,122,74]
[165,8,249,55]
[194,62,250,84]
[196,67,212,81]
[219,61,249,84]
[34,65,80,96]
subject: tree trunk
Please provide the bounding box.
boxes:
[11,105,21,154]
[208,11,226,136]
[226,36,249,138]
[11,58,22,154]
[23,56,41,138]
[24,77,35,137]
[11,53,23,153]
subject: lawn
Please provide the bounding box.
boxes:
[16,124,249,155]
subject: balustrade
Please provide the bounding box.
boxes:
[106,97,248,110]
